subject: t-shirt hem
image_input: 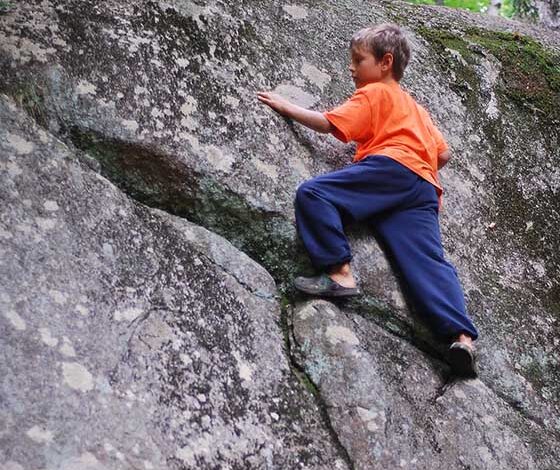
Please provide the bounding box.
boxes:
[354,152,442,192]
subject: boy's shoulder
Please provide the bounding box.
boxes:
[356,82,430,119]
[351,83,410,114]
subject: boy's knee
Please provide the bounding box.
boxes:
[296,179,317,203]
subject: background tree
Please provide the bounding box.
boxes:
[534,0,560,28]
[406,0,558,27]
[488,0,503,15]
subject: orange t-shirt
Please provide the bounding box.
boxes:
[324,82,448,196]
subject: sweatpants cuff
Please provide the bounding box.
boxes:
[443,327,479,342]
[313,254,353,271]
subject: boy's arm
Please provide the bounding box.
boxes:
[257,92,334,134]
[438,149,451,170]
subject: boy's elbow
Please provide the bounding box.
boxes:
[323,122,335,134]
[313,114,332,133]
[438,150,451,169]
[320,120,335,134]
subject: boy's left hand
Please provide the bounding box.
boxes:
[257,90,333,134]
[257,91,291,116]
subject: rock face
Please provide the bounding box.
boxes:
[0,97,348,469]
[292,300,550,469]
[1,1,559,469]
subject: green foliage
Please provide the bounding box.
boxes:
[405,0,490,12]
[501,0,516,16]
[499,0,538,18]
[510,0,539,17]
[0,1,13,14]
[14,83,47,127]
[405,0,539,17]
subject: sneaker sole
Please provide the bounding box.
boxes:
[294,284,361,298]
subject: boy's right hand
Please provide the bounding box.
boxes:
[256,91,291,116]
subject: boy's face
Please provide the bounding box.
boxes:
[349,46,392,88]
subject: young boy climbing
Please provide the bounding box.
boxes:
[257,24,479,376]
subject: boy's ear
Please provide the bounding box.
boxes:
[381,52,394,70]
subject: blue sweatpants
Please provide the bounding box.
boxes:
[294,155,479,340]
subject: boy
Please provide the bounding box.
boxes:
[257,24,478,376]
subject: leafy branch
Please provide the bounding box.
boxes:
[0,1,13,15]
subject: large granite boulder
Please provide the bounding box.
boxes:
[1,0,559,468]
[0,97,348,469]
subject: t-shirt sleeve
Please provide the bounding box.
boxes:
[323,91,372,143]
[421,106,449,154]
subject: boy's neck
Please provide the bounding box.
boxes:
[360,77,399,88]
[377,74,399,86]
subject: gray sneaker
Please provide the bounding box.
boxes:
[294,273,360,298]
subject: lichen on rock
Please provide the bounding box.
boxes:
[1,0,560,468]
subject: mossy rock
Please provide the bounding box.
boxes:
[11,81,48,127]
[0,1,12,15]
[466,28,560,120]
[417,26,560,121]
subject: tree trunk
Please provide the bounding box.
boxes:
[535,0,560,29]
[487,0,503,15]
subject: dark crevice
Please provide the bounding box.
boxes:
[64,122,353,465]
[64,126,310,284]
[431,377,461,403]
[281,301,356,470]
[491,385,559,438]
